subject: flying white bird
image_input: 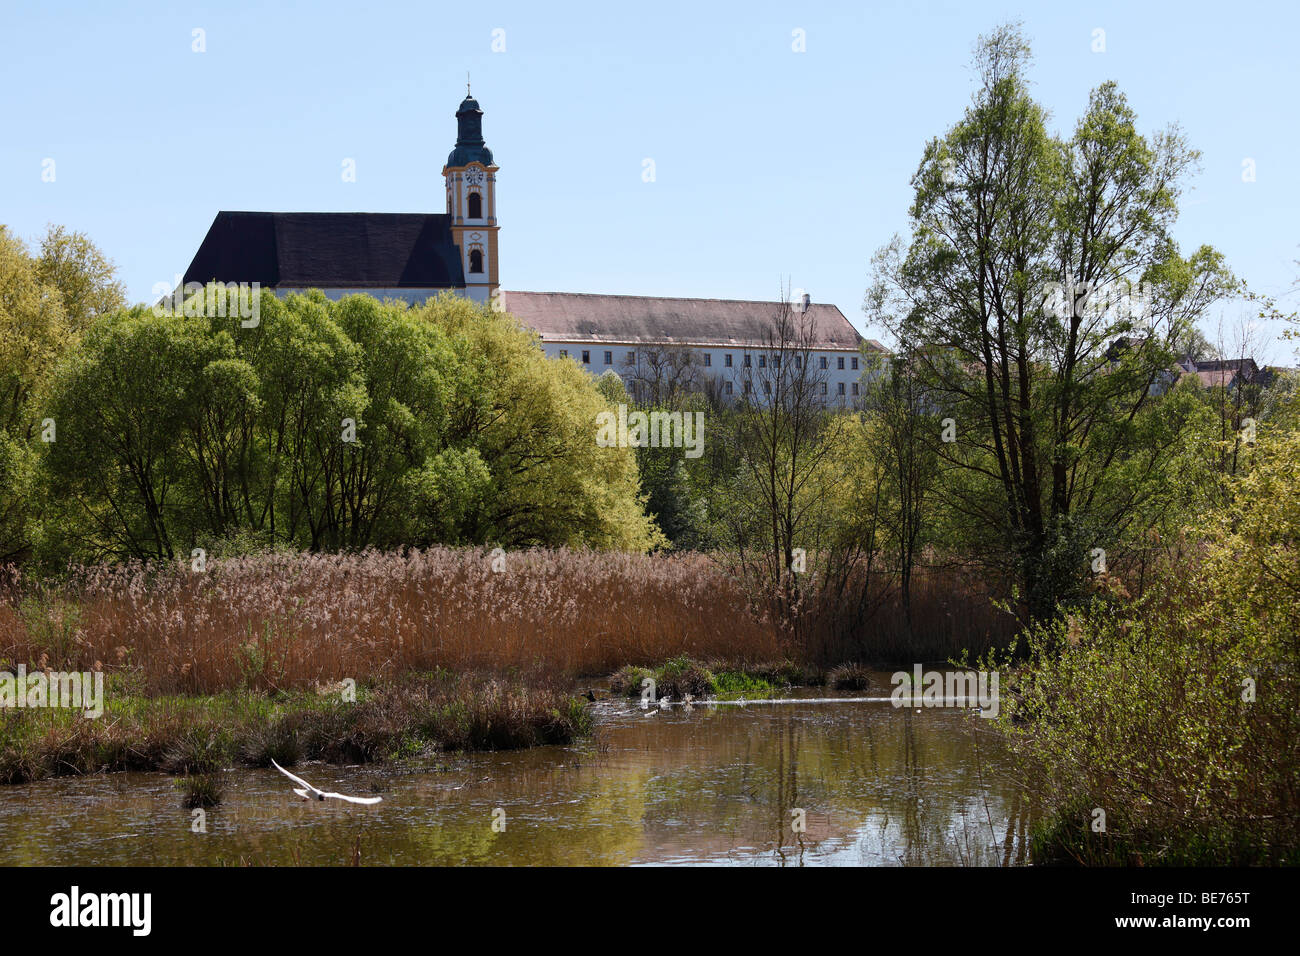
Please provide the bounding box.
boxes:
[270,759,382,805]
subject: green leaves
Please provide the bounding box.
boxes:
[33,287,660,562]
[871,24,1231,622]
[1002,417,1300,864]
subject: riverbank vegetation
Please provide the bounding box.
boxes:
[920,25,1298,865]
[0,550,784,692]
[993,424,1300,864]
[0,670,589,785]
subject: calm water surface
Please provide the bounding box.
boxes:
[0,678,1033,866]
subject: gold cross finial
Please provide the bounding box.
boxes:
[466,72,471,96]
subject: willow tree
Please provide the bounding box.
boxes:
[867,25,1232,622]
[39,289,663,561]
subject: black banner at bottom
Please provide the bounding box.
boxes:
[2,865,1282,942]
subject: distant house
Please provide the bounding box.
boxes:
[1099,340,1290,398]
[1176,357,1270,392]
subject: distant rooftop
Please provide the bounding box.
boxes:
[501,291,878,351]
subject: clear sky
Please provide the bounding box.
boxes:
[4,0,1298,362]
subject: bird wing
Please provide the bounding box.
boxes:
[271,759,321,797]
[323,792,383,805]
[292,788,311,800]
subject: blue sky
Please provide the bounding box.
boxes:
[4,0,1298,362]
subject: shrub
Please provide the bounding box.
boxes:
[827,663,873,691]
[996,425,1300,865]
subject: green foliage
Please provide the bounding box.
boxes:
[653,656,717,698]
[595,369,626,403]
[32,288,660,562]
[1,224,124,562]
[868,25,1234,623]
[16,594,81,662]
[713,670,776,698]
[609,658,719,699]
[636,435,708,548]
[994,416,1300,864]
[33,225,126,330]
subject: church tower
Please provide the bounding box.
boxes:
[443,89,499,304]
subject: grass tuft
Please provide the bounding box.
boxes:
[177,773,223,809]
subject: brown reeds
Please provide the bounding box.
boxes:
[0,548,788,694]
[800,564,1019,665]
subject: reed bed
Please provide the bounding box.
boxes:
[0,549,787,695]
[802,564,1020,665]
[0,549,1019,780]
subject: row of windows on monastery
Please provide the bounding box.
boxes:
[722,379,860,397]
[556,348,862,373]
[553,347,864,400]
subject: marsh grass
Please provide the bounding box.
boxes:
[827,663,874,691]
[0,671,590,785]
[177,772,223,809]
[609,657,810,700]
[0,548,785,694]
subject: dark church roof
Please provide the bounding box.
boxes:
[181,211,467,289]
[501,291,877,350]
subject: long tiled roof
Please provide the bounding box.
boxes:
[182,212,467,289]
[501,291,878,350]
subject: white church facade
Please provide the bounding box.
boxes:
[180,91,881,405]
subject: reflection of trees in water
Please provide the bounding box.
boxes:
[880,711,1030,866]
[1000,790,1031,866]
[836,709,1031,866]
[659,704,1031,866]
[773,716,807,866]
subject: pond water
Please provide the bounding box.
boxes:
[0,678,1033,866]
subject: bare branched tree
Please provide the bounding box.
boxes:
[719,293,846,628]
[622,344,704,405]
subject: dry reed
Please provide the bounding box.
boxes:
[0,548,786,694]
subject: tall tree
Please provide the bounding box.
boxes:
[868,25,1233,621]
[862,343,941,639]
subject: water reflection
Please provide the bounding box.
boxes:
[0,680,1033,866]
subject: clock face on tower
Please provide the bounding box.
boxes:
[464,167,485,185]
